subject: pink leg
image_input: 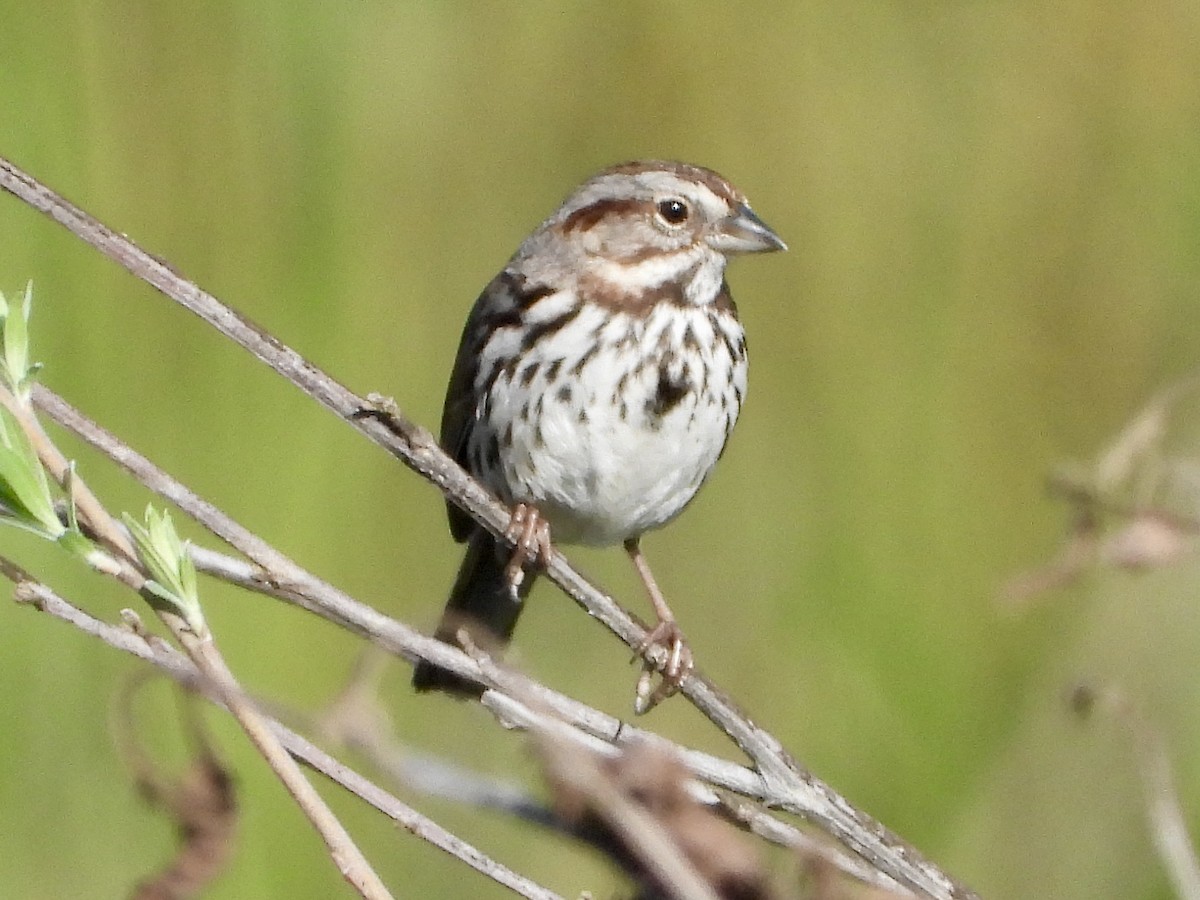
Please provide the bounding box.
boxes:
[624,538,693,691]
[503,503,553,588]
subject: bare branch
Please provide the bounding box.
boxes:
[1073,685,1200,900]
[2,561,562,900]
[0,383,393,900]
[113,674,239,900]
[29,381,911,895]
[36,381,898,894]
[0,154,977,900]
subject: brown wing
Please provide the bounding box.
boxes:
[441,287,491,542]
[441,270,538,541]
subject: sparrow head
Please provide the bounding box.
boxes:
[549,160,786,264]
[505,161,784,309]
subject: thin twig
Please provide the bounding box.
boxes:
[30,382,904,894]
[0,154,977,900]
[0,559,562,900]
[1076,685,1200,900]
[1137,723,1200,900]
[0,384,393,900]
[536,736,723,900]
[112,671,238,900]
[483,692,901,895]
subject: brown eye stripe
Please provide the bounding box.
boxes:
[561,197,647,233]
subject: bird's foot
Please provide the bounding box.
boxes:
[633,618,694,714]
[503,503,552,589]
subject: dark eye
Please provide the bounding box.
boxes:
[656,198,690,225]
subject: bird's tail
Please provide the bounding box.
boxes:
[412,529,534,696]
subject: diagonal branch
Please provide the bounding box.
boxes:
[0,382,393,900]
[31,382,905,894]
[0,154,978,900]
[0,558,562,900]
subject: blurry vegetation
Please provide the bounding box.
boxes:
[3,2,1200,898]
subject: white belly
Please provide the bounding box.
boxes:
[473,301,746,546]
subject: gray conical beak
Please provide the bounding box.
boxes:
[709,203,787,255]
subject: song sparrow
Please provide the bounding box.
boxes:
[412,160,785,697]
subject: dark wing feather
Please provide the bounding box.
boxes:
[441,270,531,541]
[441,293,490,542]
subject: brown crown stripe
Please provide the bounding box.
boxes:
[598,160,744,204]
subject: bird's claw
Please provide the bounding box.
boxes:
[503,503,552,589]
[633,619,693,714]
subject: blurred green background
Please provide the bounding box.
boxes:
[3,2,1200,897]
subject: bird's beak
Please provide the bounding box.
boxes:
[709,204,787,255]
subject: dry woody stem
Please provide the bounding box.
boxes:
[0,378,393,899]
[0,154,978,900]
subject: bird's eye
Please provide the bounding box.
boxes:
[656,198,690,225]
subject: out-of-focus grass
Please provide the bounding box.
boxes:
[2,2,1200,897]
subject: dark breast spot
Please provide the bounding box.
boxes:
[647,365,691,418]
[570,345,598,377]
[520,303,583,352]
[518,361,540,387]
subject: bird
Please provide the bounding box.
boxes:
[412,160,785,698]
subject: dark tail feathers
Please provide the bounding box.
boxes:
[412,529,534,696]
